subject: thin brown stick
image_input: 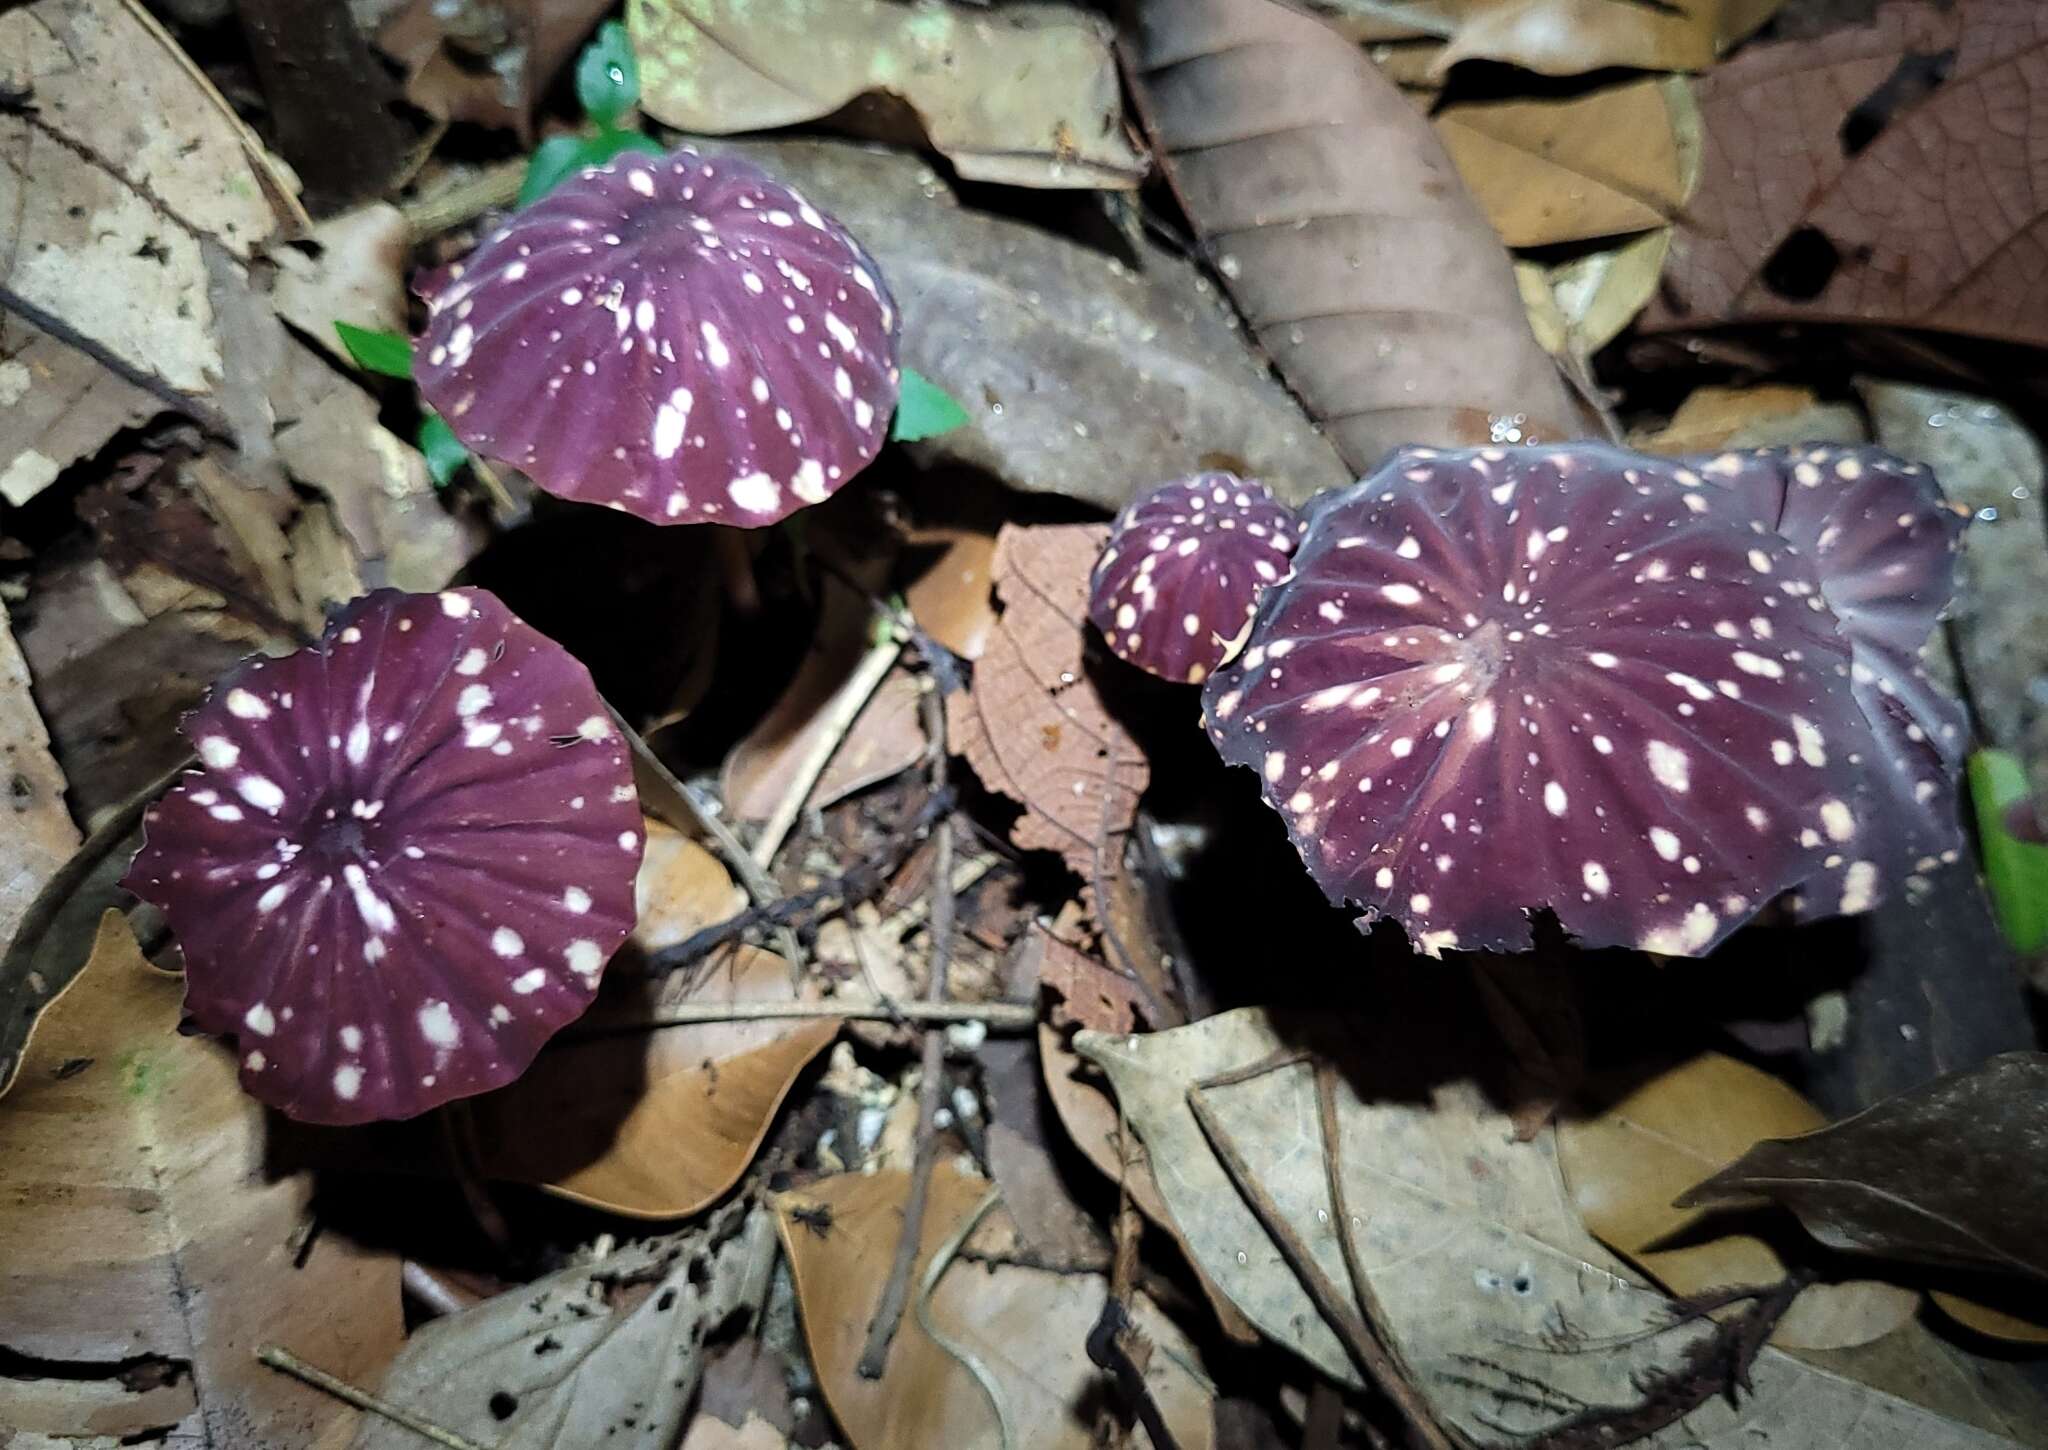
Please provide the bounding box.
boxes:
[258,1345,489,1450]
[576,998,1037,1032]
[1316,1066,1468,1450]
[857,681,957,1377]
[400,158,524,242]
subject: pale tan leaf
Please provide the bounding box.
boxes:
[0,913,403,1447]
[1317,0,1786,75]
[269,204,412,365]
[634,0,1145,189]
[1632,383,1869,455]
[725,666,926,823]
[0,600,79,953]
[0,318,159,508]
[1078,1009,2035,1447]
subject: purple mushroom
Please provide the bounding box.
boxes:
[415,144,900,527]
[123,588,643,1124]
[1089,472,1303,683]
[1693,444,1971,912]
[1202,443,1893,958]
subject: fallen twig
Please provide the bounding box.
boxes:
[257,1345,489,1450]
[752,630,904,868]
[573,997,1038,1034]
[858,680,957,1378]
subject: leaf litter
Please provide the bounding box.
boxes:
[5,0,2048,1445]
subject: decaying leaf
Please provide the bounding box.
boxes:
[708,139,1348,509]
[774,1164,1216,1449]
[0,599,79,951]
[904,528,1000,662]
[1557,1053,1920,1351]
[1514,229,1673,364]
[474,823,833,1217]
[1680,1053,2048,1289]
[0,913,403,1446]
[356,1211,776,1449]
[947,524,1147,880]
[1310,0,1785,75]
[268,204,412,366]
[1648,0,2048,348]
[633,0,1146,189]
[1123,0,1581,471]
[0,317,160,509]
[1437,78,1697,249]
[724,646,927,823]
[1028,925,1147,1035]
[1,0,301,424]
[1078,1007,2037,1446]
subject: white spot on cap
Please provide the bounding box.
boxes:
[565,939,605,977]
[199,736,240,769]
[1732,651,1784,679]
[239,776,286,813]
[342,862,397,934]
[729,472,781,514]
[226,688,270,720]
[456,684,492,717]
[793,458,828,503]
[418,1000,460,1048]
[1645,740,1690,793]
[491,927,524,958]
[456,648,488,676]
[333,1065,362,1101]
[700,321,730,368]
[1840,860,1878,913]
[244,1002,276,1035]
[1649,827,1681,861]
[654,387,693,460]
[1791,715,1827,767]
[1583,862,1610,896]
[1381,583,1422,606]
[563,886,592,914]
[512,967,547,994]
[1544,781,1568,816]
[257,882,290,913]
[439,592,471,618]
[1820,799,1856,842]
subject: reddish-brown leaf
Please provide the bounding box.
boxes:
[1122,0,1581,471]
[947,524,1147,879]
[1646,0,2048,347]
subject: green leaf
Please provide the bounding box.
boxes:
[1969,748,2048,953]
[333,322,413,379]
[575,19,639,128]
[518,128,667,209]
[890,366,970,443]
[417,414,470,490]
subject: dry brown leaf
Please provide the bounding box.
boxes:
[0,912,402,1446]
[634,0,1146,189]
[947,524,1146,880]
[1648,0,2048,348]
[1320,0,1785,74]
[376,0,612,139]
[1437,78,1694,248]
[774,1164,1215,1450]
[904,528,999,662]
[1028,925,1147,1035]
[715,139,1345,510]
[725,667,926,822]
[1556,1053,1920,1351]
[683,1414,789,1450]
[357,1212,776,1449]
[1632,383,1870,455]
[472,824,832,1217]
[1125,0,1582,471]
[1081,1011,2041,1446]
[0,599,80,952]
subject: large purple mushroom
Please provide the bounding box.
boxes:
[415,144,900,527]
[123,588,644,1125]
[1089,472,1302,683]
[1693,444,1970,912]
[1202,443,1894,958]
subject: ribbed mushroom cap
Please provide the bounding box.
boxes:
[1694,443,1971,913]
[1089,472,1302,683]
[1203,443,1887,958]
[123,588,643,1124]
[416,144,899,527]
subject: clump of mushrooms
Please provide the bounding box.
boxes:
[415,143,900,527]
[1095,442,1972,959]
[1088,471,1303,684]
[124,588,643,1124]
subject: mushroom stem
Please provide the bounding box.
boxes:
[713,527,763,617]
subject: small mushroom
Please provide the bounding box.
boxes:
[1694,443,1972,913]
[123,588,643,1124]
[1203,443,1888,958]
[416,144,900,527]
[1089,472,1302,683]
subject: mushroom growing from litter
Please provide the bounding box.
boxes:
[1202,443,1894,958]
[1691,443,1971,913]
[1089,472,1302,683]
[123,588,644,1125]
[415,143,900,527]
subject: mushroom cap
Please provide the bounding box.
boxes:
[123,588,644,1125]
[1202,443,1887,958]
[1693,444,1971,914]
[415,144,901,528]
[1089,472,1302,683]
